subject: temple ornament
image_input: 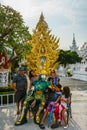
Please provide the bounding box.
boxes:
[0,50,11,87]
[26,13,60,74]
[0,50,10,69]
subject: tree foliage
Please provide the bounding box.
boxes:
[57,49,82,67]
[0,4,32,66]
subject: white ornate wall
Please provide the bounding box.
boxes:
[0,69,9,87]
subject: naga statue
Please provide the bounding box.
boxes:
[15,70,52,126]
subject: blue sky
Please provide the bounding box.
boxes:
[0,0,87,50]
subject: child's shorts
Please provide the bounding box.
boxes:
[46,101,54,111]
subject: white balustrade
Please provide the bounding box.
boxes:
[58,63,87,81]
[0,93,15,107]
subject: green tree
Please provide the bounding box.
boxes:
[0,4,32,69]
[57,49,82,67]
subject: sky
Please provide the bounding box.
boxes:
[0,0,87,50]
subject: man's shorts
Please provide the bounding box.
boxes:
[15,90,26,103]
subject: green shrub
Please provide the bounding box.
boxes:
[66,69,73,77]
[0,86,14,93]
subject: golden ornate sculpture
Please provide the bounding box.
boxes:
[26,13,60,74]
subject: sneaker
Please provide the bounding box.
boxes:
[64,125,68,129]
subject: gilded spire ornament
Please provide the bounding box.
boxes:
[26,13,60,74]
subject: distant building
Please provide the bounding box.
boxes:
[79,42,87,63]
[70,33,79,52]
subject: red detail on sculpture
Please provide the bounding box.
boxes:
[0,50,10,69]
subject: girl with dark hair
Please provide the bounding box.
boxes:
[52,86,71,129]
[62,86,70,98]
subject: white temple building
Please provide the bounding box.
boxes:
[79,42,87,63]
[70,33,79,53]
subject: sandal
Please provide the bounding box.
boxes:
[39,124,45,129]
[51,123,59,129]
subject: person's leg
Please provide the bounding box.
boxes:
[15,98,35,125]
[40,101,53,125]
[39,101,53,129]
[16,102,20,114]
[39,110,49,129]
[40,110,49,124]
[51,105,60,129]
[62,109,68,129]
[62,109,67,125]
[15,91,20,114]
[20,91,26,112]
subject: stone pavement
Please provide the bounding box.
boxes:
[71,90,87,130]
[0,77,87,130]
[0,105,81,130]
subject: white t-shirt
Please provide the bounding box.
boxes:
[61,95,70,109]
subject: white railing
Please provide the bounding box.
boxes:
[0,93,15,108]
[72,71,87,81]
[58,63,87,81]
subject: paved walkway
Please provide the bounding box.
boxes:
[71,90,87,130]
[0,77,87,130]
[0,105,81,130]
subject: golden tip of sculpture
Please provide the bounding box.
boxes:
[40,69,47,75]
